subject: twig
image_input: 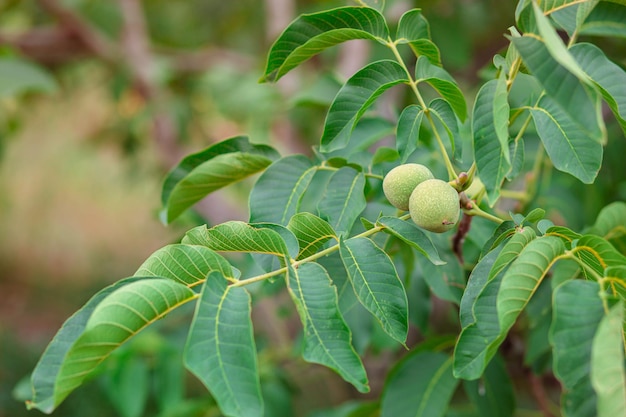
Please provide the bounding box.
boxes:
[528,372,556,417]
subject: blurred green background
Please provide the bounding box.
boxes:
[1,1,624,416]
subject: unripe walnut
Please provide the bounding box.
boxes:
[383,164,434,210]
[409,179,460,233]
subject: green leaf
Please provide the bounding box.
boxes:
[261,6,389,82]
[317,167,366,235]
[287,212,337,259]
[572,234,626,277]
[184,272,262,417]
[591,302,626,417]
[396,105,424,162]
[395,9,441,66]
[134,244,235,285]
[182,221,291,262]
[429,98,460,159]
[488,227,537,282]
[339,237,408,344]
[524,279,553,372]
[580,1,626,38]
[463,354,516,417]
[472,75,511,203]
[320,60,409,152]
[249,155,317,225]
[570,42,626,134]
[377,217,444,265]
[511,34,604,143]
[285,262,369,393]
[0,57,57,98]
[550,280,604,417]
[381,351,458,417]
[589,201,626,240]
[43,278,195,410]
[530,94,603,183]
[28,277,145,413]
[161,136,278,223]
[415,56,467,121]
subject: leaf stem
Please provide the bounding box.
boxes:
[463,202,505,224]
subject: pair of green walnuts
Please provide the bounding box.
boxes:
[383,164,460,233]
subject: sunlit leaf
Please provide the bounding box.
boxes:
[396,105,424,162]
[320,60,409,152]
[550,280,604,417]
[287,212,337,259]
[415,56,467,121]
[339,237,408,344]
[134,244,235,285]
[591,302,626,417]
[381,351,458,417]
[286,262,369,392]
[249,155,317,225]
[472,74,511,203]
[185,272,262,417]
[377,217,444,265]
[261,6,389,82]
[318,167,366,235]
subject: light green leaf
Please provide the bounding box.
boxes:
[396,105,424,162]
[536,0,590,15]
[287,212,337,259]
[285,262,369,393]
[182,221,291,261]
[530,94,603,184]
[591,302,626,417]
[0,57,57,98]
[550,280,604,417]
[317,167,366,235]
[463,354,516,417]
[488,227,537,282]
[570,42,626,133]
[339,237,408,344]
[249,155,317,225]
[415,56,467,121]
[49,279,195,410]
[320,60,409,152]
[395,9,441,66]
[161,136,278,224]
[134,244,235,285]
[184,272,262,417]
[472,75,511,203]
[381,351,458,417]
[261,6,389,82]
[28,277,145,413]
[580,1,626,38]
[377,217,444,265]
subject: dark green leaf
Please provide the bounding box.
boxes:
[396,105,424,162]
[395,9,441,66]
[249,155,317,225]
[580,1,626,38]
[429,98,460,159]
[287,212,337,259]
[339,237,408,344]
[261,7,389,82]
[572,234,626,277]
[415,56,467,121]
[377,217,444,265]
[320,60,409,152]
[318,167,367,235]
[463,354,515,417]
[185,272,262,417]
[286,262,369,392]
[588,200,626,255]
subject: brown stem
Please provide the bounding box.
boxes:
[528,372,556,417]
[452,212,472,265]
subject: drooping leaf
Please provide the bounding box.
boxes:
[0,57,57,98]
[429,98,460,159]
[472,75,511,203]
[287,212,337,259]
[317,167,366,235]
[261,6,389,82]
[396,104,424,162]
[134,244,235,286]
[285,262,369,393]
[28,277,145,413]
[395,9,441,66]
[523,279,553,373]
[418,241,464,305]
[39,279,195,410]
[339,237,408,344]
[415,56,467,121]
[377,217,444,265]
[570,42,626,133]
[381,351,458,417]
[550,280,604,417]
[184,272,262,417]
[591,302,626,417]
[320,60,409,152]
[572,234,626,277]
[463,354,516,417]
[488,227,537,282]
[580,1,626,38]
[480,220,517,257]
[588,201,626,254]
[530,94,603,184]
[249,155,317,225]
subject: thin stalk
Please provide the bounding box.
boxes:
[464,203,505,224]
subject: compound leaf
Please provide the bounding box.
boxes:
[287,212,337,259]
[396,104,424,162]
[415,56,467,121]
[318,167,366,235]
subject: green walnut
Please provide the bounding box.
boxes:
[409,179,460,233]
[383,164,434,210]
